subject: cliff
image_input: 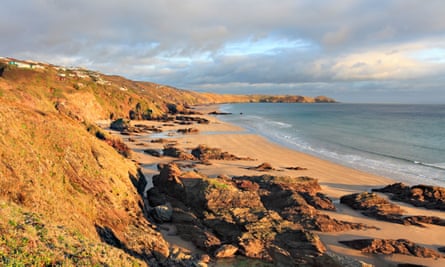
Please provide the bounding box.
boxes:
[0,58,335,265]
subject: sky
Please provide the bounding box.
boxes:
[2,0,445,103]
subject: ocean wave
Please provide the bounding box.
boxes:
[415,162,445,171]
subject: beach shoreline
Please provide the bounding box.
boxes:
[115,104,445,267]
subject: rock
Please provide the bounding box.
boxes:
[248,162,274,171]
[300,192,336,211]
[238,238,269,260]
[151,203,173,223]
[199,254,211,263]
[208,111,232,115]
[146,187,167,207]
[232,175,369,232]
[143,149,161,157]
[162,145,195,160]
[176,115,210,124]
[191,144,251,161]
[373,183,445,211]
[177,127,199,134]
[340,238,445,259]
[171,208,198,224]
[285,166,308,171]
[152,163,186,201]
[340,192,445,226]
[175,224,221,252]
[214,244,238,258]
[439,247,445,253]
[234,179,260,191]
[110,118,130,131]
[268,245,294,267]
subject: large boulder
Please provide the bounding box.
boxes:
[151,203,173,223]
[110,118,131,131]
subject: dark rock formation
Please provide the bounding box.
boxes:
[146,187,167,207]
[162,145,195,160]
[341,192,445,226]
[110,118,130,131]
[191,144,253,161]
[373,183,445,211]
[285,166,308,171]
[143,149,161,157]
[176,115,209,124]
[177,127,199,134]
[340,238,445,259]
[152,163,186,201]
[208,111,232,115]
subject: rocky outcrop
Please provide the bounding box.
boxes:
[152,163,186,201]
[208,111,232,115]
[341,192,445,226]
[147,165,364,265]
[162,145,195,160]
[176,115,209,124]
[177,127,199,134]
[191,144,253,161]
[340,239,445,259]
[373,183,445,211]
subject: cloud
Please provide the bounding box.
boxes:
[2,0,445,103]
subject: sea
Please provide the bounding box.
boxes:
[218,103,445,187]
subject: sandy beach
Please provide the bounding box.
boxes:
[116,105,445,267]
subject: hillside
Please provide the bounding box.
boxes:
[0,58,335,266]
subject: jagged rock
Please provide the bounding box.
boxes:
[373,183,445,211]
[439,247,445,253]
[238,238,269,260]
[162,145,195,160]
[232,175,369,232]
[214,244,238,258]
[110,118,130,131]
[152,163,186,201]
[340,238,445,259]
[340,192,445,226]
[191,144,252,161]
[300,192,336,210]
[175,224,221,252]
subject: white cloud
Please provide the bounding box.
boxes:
[2,0,445,102]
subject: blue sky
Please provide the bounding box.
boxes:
[2,0,445,103]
